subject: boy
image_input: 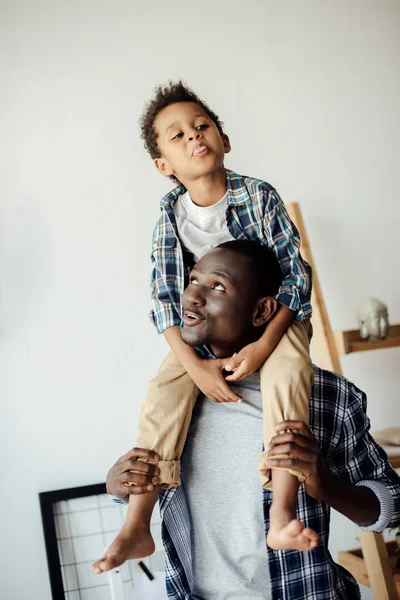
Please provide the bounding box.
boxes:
[93,81,315,574]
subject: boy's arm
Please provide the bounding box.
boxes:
[225,190,311,381]
[264,189,312,319]
[163,326,241,403]
[225,304,294,381]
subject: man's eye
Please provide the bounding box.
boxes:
[190,277,199,285]
[172,132,183,140]
[213,282,226,291]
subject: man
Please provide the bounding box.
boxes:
[108,240,400,599]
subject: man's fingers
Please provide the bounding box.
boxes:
[268,442,314,462]
[121,459,160,476]
[269,431,317,451]
[265,457,310,473]
[126,484,156,495]
[122,471,157,486]
[117,447,160,464]
[274,421,315,440]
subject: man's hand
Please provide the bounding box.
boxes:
[264,421,333,501]
[106,447,160,499]
[224,340,271,382]
[189,358,242,403]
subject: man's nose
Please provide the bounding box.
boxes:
[184,286,206,307]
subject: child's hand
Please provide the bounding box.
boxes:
[225,341,270,382]
[190,358,243,403]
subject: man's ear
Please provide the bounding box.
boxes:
[222,133,231,155]
[253,297,278,327]
[154,156,174,177]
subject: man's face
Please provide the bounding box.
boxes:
[181,248,260,357]
[153,102,230,184]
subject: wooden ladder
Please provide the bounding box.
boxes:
[287,202,400,600]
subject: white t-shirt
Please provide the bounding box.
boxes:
[174,190,235,262]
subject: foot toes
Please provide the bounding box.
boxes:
[286,519,304,537]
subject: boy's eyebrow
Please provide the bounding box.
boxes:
[165,114,210,134]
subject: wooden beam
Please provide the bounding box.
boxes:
[286,203,342,374]
[358,531,399,600]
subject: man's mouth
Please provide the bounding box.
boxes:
[183,309,205,327]
[192,144,209,157]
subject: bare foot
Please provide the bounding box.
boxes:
[92,527,155,574]
[267,508,319,552]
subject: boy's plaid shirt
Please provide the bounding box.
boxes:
[157,366,400,600]
[150,170,312,333]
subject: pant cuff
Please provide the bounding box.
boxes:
[157,460,181,489]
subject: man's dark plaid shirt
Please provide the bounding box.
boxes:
[156,366,400,600]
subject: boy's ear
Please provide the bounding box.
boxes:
[253,297,278,327]
[222,133,231,154]
[154,157,174,177]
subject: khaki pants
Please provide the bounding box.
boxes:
[136,320,313,490]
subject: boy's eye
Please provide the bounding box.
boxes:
[172,132,183,140]
[213,282,226,291]
[196,124,208,131]
[190,277,199,285]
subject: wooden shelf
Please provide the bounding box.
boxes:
[334,325,400,355]
[338,541,400,592]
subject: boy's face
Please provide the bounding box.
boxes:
[153,102,231,184]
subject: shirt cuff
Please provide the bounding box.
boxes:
[111,494,129,505]
[355,480,394,532]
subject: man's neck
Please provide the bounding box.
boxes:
[211,331,262,359]
[182,168,227,207]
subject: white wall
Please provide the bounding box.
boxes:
[1,1,399,598]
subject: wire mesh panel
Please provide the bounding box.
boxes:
[40,484,167,600]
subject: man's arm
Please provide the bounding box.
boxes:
[266,418,400,531]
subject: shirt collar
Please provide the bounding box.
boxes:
[159,170,250,209]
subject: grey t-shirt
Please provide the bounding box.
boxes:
[181,373,272,600]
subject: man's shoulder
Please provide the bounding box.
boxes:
[312,365,367,411]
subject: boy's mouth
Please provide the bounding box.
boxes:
[192,144,209,157]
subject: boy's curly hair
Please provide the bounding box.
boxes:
[139,81,224,161]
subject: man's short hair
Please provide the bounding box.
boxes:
[216,240,283,297]
[139,81,224,160]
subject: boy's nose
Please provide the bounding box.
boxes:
[188,131,202,141]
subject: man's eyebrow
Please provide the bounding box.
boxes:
[209,270,235,285]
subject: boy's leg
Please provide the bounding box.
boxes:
[136,349,199,488]
[259,320,318,551]
[93,486,161,573]
[93,351,198,573]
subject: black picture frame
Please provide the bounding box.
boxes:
[39,482,106,600]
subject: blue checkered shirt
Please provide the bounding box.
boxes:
[150,170,312,333]
[157,366,400,600]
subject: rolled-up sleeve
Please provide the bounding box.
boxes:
[263,190,312,320]
[149,260,182,334]
[329,381,400,530]
[355,480,395,532]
